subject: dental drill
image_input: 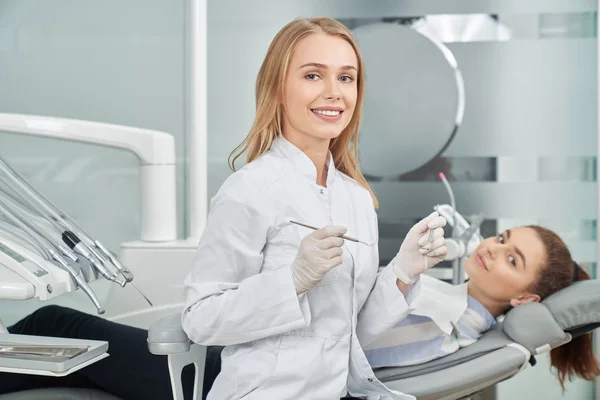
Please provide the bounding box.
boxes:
[0,156,153,309]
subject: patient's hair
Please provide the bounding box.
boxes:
[527,225,600,390]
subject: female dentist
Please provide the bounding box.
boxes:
[182,17,447,400]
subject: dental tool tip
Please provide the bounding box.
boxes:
[131,281,153,306]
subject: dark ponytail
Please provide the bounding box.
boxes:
[527,226,600,389]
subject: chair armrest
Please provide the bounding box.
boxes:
[147,313,191,355]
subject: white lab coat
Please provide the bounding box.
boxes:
[182,136,422,400]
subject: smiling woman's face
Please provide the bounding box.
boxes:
[281,32,358,146]
[465,227,547,308]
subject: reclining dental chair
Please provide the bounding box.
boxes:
[147,278,600,400]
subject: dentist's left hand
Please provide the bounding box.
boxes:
[393,211,448,284]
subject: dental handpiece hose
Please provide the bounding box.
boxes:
[1,173,133,283]
[0,162,136,277]
[0,192,81,264]
[0,199,105,314]
[0,157,152,306]
[0,161,99,249]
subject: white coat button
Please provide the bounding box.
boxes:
[367,378,374,382]
[320,189,324,194]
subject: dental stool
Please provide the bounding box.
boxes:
[147,279,600,400]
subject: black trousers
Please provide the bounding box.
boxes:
[4,305,361,400]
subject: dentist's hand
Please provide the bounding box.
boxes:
[393,212,447,284]
[291,225,347,295]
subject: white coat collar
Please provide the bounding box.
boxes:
[270,135,336,187]
[411,274,469,335]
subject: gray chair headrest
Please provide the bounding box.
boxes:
[503,279,600,355]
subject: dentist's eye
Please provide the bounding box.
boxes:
[305,73,320,81]
[339,75,354,83]
[497,234,505,244]
[508,255,516,266]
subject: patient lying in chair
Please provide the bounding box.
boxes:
[1,225,597,400]
[364,225,600,390]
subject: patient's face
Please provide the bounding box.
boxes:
[465,227,546,308]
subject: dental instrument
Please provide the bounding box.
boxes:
[0,189,81,265]
[436,172,483,285]
[0,156,152,307]
[427,227,434,243]
[0,197,105,315]
[450,321,459,340]
[61,231,125,287]
[289,220,376,246]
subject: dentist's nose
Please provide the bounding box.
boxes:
[323,78,341,101]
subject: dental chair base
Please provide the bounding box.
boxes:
[148,279,600,400]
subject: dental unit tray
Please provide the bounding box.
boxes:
[0,344,88,362]
[0,333,108,377]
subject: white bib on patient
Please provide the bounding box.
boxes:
[411,274,469,335]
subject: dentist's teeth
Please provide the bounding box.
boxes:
[313,109,341,116]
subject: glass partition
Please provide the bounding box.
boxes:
[0,0,186,322]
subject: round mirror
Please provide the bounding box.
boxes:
[352,23,464,179]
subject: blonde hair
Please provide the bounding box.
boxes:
[228,17,378,207]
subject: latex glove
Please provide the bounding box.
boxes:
[393,211,447,284]
[291,225,347,295]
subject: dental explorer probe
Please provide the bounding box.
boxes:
[0,157,153,305]
[289,220,376,246]
[0,199,105,314]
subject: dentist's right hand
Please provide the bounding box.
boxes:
[291,225,347,295]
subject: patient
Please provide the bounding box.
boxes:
[364,225,600,389]
[0,225,596,399]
